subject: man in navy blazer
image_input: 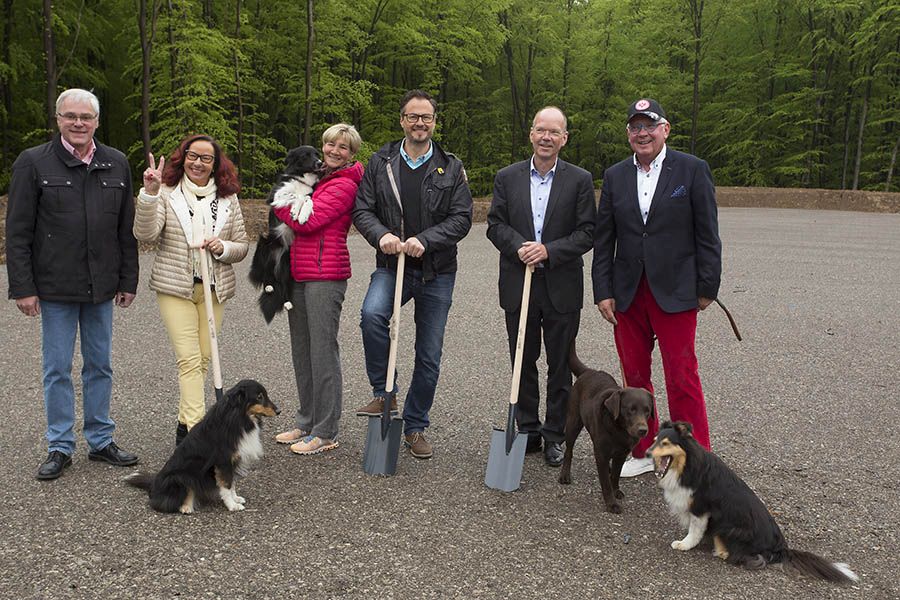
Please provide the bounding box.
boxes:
[487,106,595,467]
[592,98,721,477]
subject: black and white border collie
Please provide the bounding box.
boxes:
[126,380,280,514]
[649,421,858,584]
[248,146,321,323]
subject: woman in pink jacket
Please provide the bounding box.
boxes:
[273,124,364,455]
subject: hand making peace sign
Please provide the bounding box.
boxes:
[142,152,166,195]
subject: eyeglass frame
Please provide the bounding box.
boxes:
[185,150,216,164]
[56,112,98,123]
[626,120,668,135]
[402,112,435,124]
[531,126,567,139]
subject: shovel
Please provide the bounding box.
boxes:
[362,252,405,476]
[485,264,533,492]
[194,221,224,403]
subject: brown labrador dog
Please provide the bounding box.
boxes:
[558,344,654,513]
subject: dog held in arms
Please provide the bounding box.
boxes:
[558,343,654,513]
[125,380,280,514]
[649,421,858,584]
[248,146,322,323]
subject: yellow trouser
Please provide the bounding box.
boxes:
[157,285,224,428]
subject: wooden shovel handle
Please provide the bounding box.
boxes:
[509,264,533,406]
[192,221,223,391]
[384,252,405,393]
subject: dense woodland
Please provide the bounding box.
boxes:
[0,0,897,197]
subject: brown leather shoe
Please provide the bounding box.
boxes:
[355,397,398,417]
[404,432,433,459]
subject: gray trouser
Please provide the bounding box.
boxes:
[287,279,347,440]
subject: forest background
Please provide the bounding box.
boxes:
[0,0,897,198]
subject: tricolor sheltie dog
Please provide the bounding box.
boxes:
[248,145,321,323]
[649,421,858,584]
[126,380,280,514]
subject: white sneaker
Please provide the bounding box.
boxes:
[619,456,654,477]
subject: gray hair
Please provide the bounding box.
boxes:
[322,123,362,156]
[55,88,100,117]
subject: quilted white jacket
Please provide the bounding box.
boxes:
[133,184,249,302]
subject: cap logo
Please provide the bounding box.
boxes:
[635,99,650,110]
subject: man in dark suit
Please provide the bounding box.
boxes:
[592,98,721,477]
[487,106,596,467]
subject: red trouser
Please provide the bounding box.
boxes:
[614,275,711,457]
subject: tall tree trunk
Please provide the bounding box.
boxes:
[234,0,244,172]
[167,0,177,97]
[304,0,314,145]
[852,67,872,190]
[42,0,57,137]
[500,12,521,162]
[685,0,704,155]
[138,0,161,161]
[886,135,899,191]
[1,0,13,159]
[561,0,573,110]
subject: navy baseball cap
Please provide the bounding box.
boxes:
[627,98,667,122]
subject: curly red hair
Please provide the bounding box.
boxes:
[162,134,241,197]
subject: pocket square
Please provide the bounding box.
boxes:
[670,185,687,198]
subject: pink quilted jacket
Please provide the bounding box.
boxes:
[274,161,364,282]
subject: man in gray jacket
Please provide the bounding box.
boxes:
[353,89,473,459]
[6,88,140,480]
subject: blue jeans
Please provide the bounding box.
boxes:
[360,268,455,434]
[41,300,116,454]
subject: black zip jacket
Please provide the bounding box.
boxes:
[352,139,473,280]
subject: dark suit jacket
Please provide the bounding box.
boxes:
[487,159,596,313]
[592,148,721,313]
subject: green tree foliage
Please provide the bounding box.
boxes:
[1,0,897,195]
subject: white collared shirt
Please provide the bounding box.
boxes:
[634,144,667,224]
[530,156,558,244]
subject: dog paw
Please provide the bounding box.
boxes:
[558,472,572,485]
[713,548,729,560]
[672,540,690,551]
[179,505,194,515]
[264,285,274,293]
[234,495,246,504]
[226,502,245,512]
[614,489,625,500]
[284,301,293,311]
[606,502,622,514]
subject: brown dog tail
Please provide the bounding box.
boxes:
[784,549,858,584]
[568,340,588,378]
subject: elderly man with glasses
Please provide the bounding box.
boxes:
[592,98,722,477]
[352,89,473,460]
[6,88,140,480]
[486,106,596,467]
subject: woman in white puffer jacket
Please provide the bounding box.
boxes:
[134,134,249,445]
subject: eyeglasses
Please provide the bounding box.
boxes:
[57,113,97,123]
[185,150,215,164]
[402,113,435,124]
[627,121,665,135]
[532,127,566,139]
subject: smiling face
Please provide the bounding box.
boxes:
[400,97,436,146]
[530,108,568,165]
[56,97,98,155]
[627,115,670,167]
[322,134,354,170]
[184,140,216,186]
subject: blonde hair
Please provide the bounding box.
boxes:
[322,123,361,156]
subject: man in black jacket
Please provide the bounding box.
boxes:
[487,106,595,467]
[592,98,721,477]
[353,89,473,459]
[6,88,140,480]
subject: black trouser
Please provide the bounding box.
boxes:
[504,271,580,444]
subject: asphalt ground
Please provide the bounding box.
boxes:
[1,208,898,599]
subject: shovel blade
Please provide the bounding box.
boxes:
[363,415,403,476]
[485,427,528,492]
